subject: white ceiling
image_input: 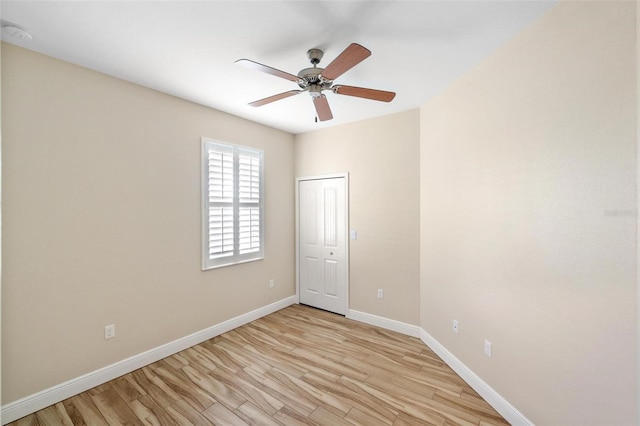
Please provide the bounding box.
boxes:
[1,1,556,134]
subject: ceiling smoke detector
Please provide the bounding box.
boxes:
[2,24,32,40]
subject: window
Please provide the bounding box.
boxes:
[202,138,264,269]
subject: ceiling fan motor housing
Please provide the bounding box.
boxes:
[297,67,332,90]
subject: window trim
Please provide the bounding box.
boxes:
[201,138,264,270]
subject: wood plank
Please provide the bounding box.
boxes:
[291,347,368,381]
[242,366,317,417]
[153,365,216,411]
[200,340,244,373]
[33,403,74,426]
[214,338,273,374]
[273,405,320,426]
[127,395,178,426]
[129,367,181,408]
[166,400,214,425]
[90,386,143,425]
[303,372,398,423]
[393,411,442,426]
[433,389,510,425]
[345,406,394,426]
[240,342,309,378]
[189,344,232,373]
[181,364,247,410]
[11,415,42,426]
[181,346,219,372]
[202,402,249,426]
[112,375,146,403]
[339,375,447,425]
[61,393,109,426]
[207,367,284,415]
[308,406,352,425]
[234,402,282,426]
[266,367,352,418]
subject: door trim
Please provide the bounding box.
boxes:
[295,173,349,313]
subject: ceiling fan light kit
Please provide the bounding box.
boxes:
[236,43,396,122]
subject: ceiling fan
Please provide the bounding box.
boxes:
[236,43,396,122]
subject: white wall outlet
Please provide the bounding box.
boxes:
[269,279,274,288]
[453,320,459,333]
[484,339,492,357]
[377,289,384,299]
[350,230,358,240]
[105,324,115,340]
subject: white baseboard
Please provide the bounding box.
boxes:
[419,329,534,426]
[1,296,296,425]
[347,309,421,338]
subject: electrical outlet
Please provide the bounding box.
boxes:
[484,339,492,357]
[269,279,274,288]
[377,289,384,299]
[453,320,459,333]
[105,324,115,340]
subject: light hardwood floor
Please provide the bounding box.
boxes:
[8,304,509,425]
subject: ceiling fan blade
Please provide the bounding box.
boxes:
[321,43,371,81]
[313,95,333,121]
[333,85,396,102]
[249,90,302,107]
[236,59,300,82]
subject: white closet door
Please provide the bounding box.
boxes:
[298,177,347,315]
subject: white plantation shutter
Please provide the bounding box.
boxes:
[202,139,264,269]
[238,150,261,254]
[239,207,260,253]
[208,146,234,258]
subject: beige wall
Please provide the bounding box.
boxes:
[1,43,295,403]
[420,2,637,424]
[294,110,420,325]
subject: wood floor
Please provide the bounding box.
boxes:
[8,304,509,426]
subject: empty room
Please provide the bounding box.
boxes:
[1,1,638,425]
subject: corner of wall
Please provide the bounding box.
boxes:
[0,33,4,425]
[636,0,640,418]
